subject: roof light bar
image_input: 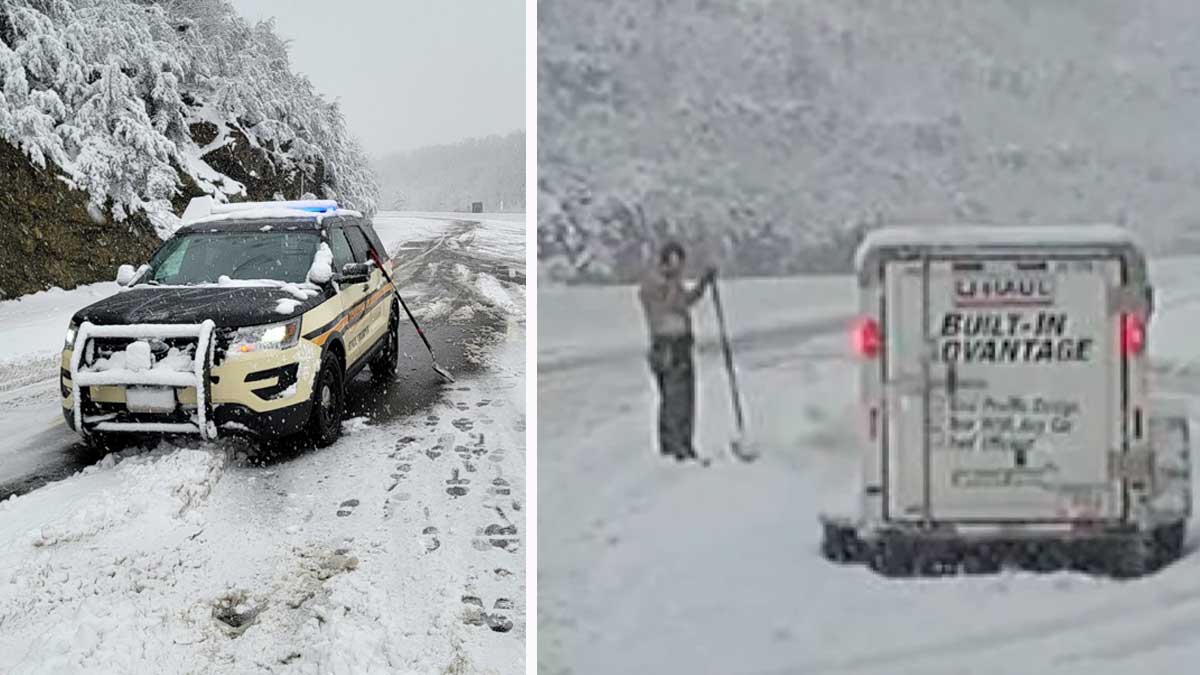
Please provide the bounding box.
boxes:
[181,196,341,223]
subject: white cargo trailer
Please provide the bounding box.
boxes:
[821,225,1191,577]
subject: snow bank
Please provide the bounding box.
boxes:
[0,281,118,365]
[0,448,223,548]
[477,273,516,312]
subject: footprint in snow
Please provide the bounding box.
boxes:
[422,525,441,553]
[472,523,519,553]
[390,436,418,458]
[425,415,439,428]
[426,433,454,461]
[452,418,474,432]
[456,401,470,411]
[477,399,492,407]
[336,499,359,517]
[488,477,511,497]
[461,595,514,633]
[446,468,470,497]
[383,495,408,520]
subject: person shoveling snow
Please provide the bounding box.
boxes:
[637,241,716,462]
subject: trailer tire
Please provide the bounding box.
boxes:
[1154,521,1186,566]
[820,523,860,563]
[869,535,915,577]
[1110,533,1154,579]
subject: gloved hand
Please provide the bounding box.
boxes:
[701,266,718,287]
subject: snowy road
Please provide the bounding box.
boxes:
[538,257,1200,675]
[0,212,527,673]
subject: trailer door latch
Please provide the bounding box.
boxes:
[1108,449,1154,483]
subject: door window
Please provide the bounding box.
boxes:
[329,228,355,275]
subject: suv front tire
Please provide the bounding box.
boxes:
[307,349,345,447]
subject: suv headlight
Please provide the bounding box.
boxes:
[229,318,301,353]
[64,321,79,349]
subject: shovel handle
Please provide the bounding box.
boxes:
[711,282,746,432]
[370,246,445,371]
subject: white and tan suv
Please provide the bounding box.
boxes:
[61,198,400,450]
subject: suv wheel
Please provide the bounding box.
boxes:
[80,432,130,461]
[370,304,399,382]
[307,350,345,447]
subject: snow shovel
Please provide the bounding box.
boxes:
[711,280,757,462]
[368,248,455,384]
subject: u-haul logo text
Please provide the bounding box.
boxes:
[954,276,1054,307]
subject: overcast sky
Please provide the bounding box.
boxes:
[227,0,525,159]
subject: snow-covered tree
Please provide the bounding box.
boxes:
[0,0,379,228]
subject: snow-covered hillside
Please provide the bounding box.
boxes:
[539,1,1200,281]
[374,132,525,212]
[539,256,1200,674]
[0,0,378,225]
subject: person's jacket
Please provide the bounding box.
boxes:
[638,269,706,338]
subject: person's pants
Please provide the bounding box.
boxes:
[648,335,695,459]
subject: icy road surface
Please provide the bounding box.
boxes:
[0,212,527,673]
[538,257,1200,675]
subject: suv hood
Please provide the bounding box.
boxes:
[72,285,328,328]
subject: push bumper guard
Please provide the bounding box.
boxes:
[69,320,218,441]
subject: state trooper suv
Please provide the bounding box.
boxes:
[61,198,400,450]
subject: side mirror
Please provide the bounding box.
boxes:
[116,264,138,287]
[339,262,371,285]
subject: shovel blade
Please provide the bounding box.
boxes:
[432,362,455,383]
[730,438,759,462]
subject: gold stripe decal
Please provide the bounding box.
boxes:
[307,286,393,347]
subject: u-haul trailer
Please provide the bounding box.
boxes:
[821,225,1191,578]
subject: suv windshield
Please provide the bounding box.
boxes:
[143,231,321,285]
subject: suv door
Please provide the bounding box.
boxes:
[343,223,387,366]
[328,226,369,366]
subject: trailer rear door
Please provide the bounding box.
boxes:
[883,255,1125,523]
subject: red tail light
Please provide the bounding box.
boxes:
[1121,314,1146,355]
[852,317,881,359]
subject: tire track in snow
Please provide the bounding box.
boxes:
[763,566,1200,675]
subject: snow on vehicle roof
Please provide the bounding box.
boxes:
[855,224,1145,272]
[180,196,363,226]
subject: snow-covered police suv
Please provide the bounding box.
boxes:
[61,198,400,451]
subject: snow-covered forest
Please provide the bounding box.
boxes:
[538,0,1200,283]
[0,0,380,297]
[373,131,525,213]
